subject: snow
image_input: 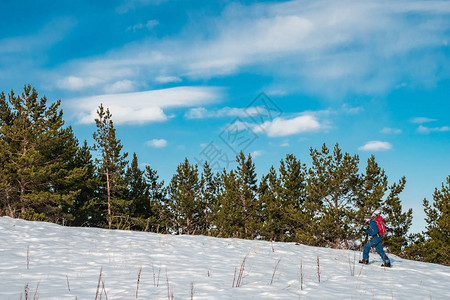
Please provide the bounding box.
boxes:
[0,217,449,299]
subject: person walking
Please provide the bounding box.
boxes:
[359,215,391,267]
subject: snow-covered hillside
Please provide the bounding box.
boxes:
[0,217,448,299]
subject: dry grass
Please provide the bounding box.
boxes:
[233,255,248,288]
[94,267,103,300]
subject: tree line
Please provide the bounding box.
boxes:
[0,86,448,265]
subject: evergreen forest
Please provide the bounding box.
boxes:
[0,86,448,265]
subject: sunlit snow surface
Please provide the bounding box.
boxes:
[0,217,449,299]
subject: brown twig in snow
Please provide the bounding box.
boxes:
[66,274,71,292]
[270,259,281,285]
[317,256,320,283]
[136,267,142,299]
[27,245,30,270]
[300,259,304,291]
[95,267,103,300]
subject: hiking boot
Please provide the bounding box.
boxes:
[381,262,391,267]
[359,259,369,264]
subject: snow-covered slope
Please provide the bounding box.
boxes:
[0,217,449,299]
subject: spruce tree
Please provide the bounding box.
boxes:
[92,104,128,229]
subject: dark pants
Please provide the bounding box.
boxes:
[363,236,390,263]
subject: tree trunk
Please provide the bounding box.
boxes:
[106,166,112,229]
[20,180,26,213]
[5,189,15,218]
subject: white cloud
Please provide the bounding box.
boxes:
[57,76,103,91]
[254,115,321,137]
[417,125,450,134]
[146,20,159,30]
[104,80,135,93]
[358,141,392,151]
[185,107,209,119]
[381,127,402,134]
[280,142,290,147]
[251,150,265,158]
[69,86,221,124]
[146,139,168,148]
[155,75,182,83]
[411,117,437,124]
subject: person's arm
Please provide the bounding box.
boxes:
[367,220,378,236]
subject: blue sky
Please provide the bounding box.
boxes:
[1,0,449,233]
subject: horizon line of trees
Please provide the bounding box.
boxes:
[0,85,448,266]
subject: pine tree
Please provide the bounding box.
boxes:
[278,154,307,242]
[381,176,413,254]
[258,166,282,241]
[0,91,14,217]
[167,158,202,234]
[407,176,449,265]
[307,143,360,248]
[235,151,259,238]
[125,153,149,230]
[0,85,84,223]
[92,104,128,229]
[422,176,449,264]
[71,140,101,227]
[124,153,166,232]
[215,169,243,237]
[144,164,168,233]
[199,161,219,235]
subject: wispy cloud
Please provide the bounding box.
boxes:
[57,76,103,91]
[185,106,273,119]
[381,127,402,134]
[103,80,136,93]
[0,17,76,83]
[342,104,364,115]
[358,141,392,151]
[116,0,167,14]
[50,0,450,98]
[68,86,222,124]
[417,125,450,134]
[128,19,159,31]
[411,117,437,124]
[155,75,182,83]
[146,139,168,148]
